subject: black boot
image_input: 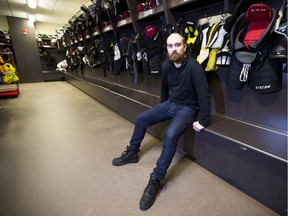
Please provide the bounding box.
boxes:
[139,179,160,211]
[112,146,139,166]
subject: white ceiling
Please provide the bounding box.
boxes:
[0,0,91,32]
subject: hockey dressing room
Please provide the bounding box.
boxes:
[0,0,287,215]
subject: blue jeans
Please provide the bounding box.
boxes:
[129,101,197,181]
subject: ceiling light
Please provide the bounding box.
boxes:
[28,14,35,23]
[28,0,37,9]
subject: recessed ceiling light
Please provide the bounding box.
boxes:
[28,14,35,22]
[28,0,37,9]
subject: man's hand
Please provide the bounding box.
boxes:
[193,121,204,132]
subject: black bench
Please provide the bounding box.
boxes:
[64,72,287,215]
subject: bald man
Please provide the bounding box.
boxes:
[112,32,211,210]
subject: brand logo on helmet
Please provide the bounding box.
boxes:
[255,85,271,89]
[250,8,267,12]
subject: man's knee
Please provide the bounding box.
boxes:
[135,112,145,124]
[165,128,179,140]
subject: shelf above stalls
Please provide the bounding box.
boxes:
[92,31,100,37]
[38,37,57,49]
[0,42,12,46]
[137,4,164,20]
[117,17,133,27]
[103,25,113,33]
[39,45,56,49]
[170,0,223,12]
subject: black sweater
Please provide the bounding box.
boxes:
[161,56,211,127]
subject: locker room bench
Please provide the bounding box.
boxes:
[64,72,287,215]
[192,113,287,216]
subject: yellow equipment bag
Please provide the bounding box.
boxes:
[3,63,19,84]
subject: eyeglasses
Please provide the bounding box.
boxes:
[166,42,182,48]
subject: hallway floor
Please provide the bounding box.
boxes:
[0,82,279,216]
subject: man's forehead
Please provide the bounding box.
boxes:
[167,33,183,43]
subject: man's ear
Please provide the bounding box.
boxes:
[183,43,187,52]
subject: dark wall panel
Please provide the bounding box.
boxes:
[7,16,43,83]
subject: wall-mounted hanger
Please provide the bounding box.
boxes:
[198,12,232,26]
[219,11,227,24]
[206,15,212,25]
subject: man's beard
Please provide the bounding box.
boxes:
[168,51,185,63]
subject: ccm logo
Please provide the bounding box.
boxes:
[255,85,271,89]
[250,8,267,12]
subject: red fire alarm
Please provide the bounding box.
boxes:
[22,28,28,35]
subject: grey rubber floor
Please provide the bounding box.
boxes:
[0,82,279,216]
